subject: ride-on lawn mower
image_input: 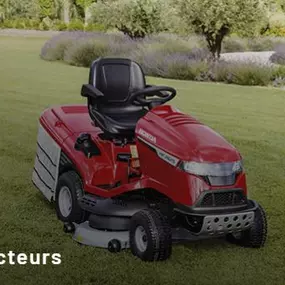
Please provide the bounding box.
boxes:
[32,58,267,261]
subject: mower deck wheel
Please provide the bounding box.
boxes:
[226,203,267,248]
[63,222,75,233]
[130,209,172,262]
[55,171,87,224]
[108,239,122,253]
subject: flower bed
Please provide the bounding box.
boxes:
[41,32,285,87]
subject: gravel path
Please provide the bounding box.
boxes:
[221,51,275,65]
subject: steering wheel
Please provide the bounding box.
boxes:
[129,86,177,108]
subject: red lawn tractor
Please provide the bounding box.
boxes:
[32,58,267,261]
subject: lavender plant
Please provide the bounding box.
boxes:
[270,43,285,65]
[40,32,285,87]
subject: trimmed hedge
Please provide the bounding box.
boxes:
[0,18,106,32]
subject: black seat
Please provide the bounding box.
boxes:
[81,58,147,138]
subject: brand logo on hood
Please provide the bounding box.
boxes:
[138,128,157,144]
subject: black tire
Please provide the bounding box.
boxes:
[130,209,172,262]
[226,204,267,248]
[55,171,87,223]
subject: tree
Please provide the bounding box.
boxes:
[279,0,285,11]
[75,0,95,24]
[0,0,40,19]
[62,0,70,23]
[53,0,63,19]
[91,0,165,38]
[38,0,54,19]
[175,0,267,59]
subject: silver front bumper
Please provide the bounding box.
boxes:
[198,211,255,236]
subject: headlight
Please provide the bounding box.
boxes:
[180,161,243,177]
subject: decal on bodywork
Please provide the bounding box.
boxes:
[138,137,179,167]
[32,124,61,201]
[138,128,157,144]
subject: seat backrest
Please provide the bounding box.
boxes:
[88,58,146,105]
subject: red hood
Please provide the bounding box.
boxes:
[136,105,241,163]
[41,104,241,163]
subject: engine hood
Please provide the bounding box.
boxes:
[136,105,241,163]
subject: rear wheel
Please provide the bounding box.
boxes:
[130,209,172,262]
[226,204,267,248]
[55,171,87,224]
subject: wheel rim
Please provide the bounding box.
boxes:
[135,226,148,252]
[58,186,72,218]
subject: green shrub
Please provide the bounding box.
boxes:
[141,41,194,57]
[160,42,196,55]
[167,60,209,81]
[210,62,234,83]
[265,26,285,37]
[39,22,49,30]
[211,62,273,86]
[91,0,166,38]
[271,65,285,79]
[64,40,109,67]
[246,38,276,51]
[67,20,85,31]
[1,20,13,28]
[14,18,26,29]
[270,51,285,65]
[271,65,285,87]
[222,37,247,53]
[52,20,68,31]
[231,63,272,86]
[269,12,285,28]
[40,35,76,61]
[28,19,41,30]
[39,17,53,31]
[0,18,41,30]
[85,23,106,32]
[1,19,16,29]
[0,17,103,32]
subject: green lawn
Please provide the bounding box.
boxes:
[0,36,285,285]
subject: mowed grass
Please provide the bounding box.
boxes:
[0,36,285,285]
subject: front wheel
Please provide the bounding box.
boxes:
[130,209,172,262]
[226,203,267,248]
[55,171,87,224]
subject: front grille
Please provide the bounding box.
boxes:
[199,190,247,208]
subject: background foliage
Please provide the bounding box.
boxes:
[91,0,166,38]
[1,0,285,85]
[0,0,285,36]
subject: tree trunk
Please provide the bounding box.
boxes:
[5,0,9,19]
[216,34,223,59]
[63,0,70,24]
[205,36,217,60]
[84,7,88,26]
[204,26,229,60]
